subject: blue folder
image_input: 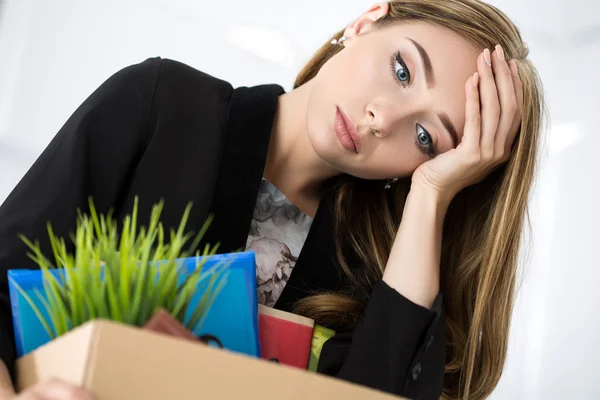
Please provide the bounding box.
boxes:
[8,251,260,358]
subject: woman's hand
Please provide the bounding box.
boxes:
[411,45,523,204]
[0,360,93,400]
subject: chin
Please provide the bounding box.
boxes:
[311,143,376,181]
[306,120,337,156]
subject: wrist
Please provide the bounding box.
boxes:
[407,183,453,218]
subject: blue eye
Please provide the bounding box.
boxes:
[396,61,409,83]
[417,127,430,146]
[390,51,411,87]
[415,124,435,157]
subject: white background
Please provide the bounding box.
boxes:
[0,0,598,398]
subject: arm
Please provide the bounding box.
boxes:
[0,57,162,380]
[317,186,448,399]
[382,184,449,309]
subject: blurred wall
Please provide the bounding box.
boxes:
[0,0,598,398]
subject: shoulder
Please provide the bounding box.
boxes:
[154,57,234,101]
[98,57,236,148]
[98,57,234,106]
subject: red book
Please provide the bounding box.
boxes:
[142,308,199,342]
[258,304,314,369]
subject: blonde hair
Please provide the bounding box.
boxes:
[293,1,544,399]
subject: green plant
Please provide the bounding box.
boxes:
[12,197,228,339]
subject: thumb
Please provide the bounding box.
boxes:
[0,360,15,398]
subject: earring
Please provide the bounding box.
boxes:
[330,36,348,46]
[384,178,399,190]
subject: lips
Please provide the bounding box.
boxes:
[334,106,362,153]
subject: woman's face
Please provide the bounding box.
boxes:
[306,18,481,180]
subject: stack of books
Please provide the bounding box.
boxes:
[9,251,335,373]
[258,304,335,371]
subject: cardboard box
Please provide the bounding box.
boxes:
[16,320,405,400]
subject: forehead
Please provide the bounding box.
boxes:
[377,22,481,136]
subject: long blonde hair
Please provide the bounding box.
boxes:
[293,1,544,399]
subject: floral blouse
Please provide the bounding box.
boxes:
[245,178,313,307]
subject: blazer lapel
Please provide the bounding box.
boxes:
[203,82,345,321]
[274,180,344,314]
[202,83,285,254]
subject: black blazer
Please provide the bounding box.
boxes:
[0,57,445,399]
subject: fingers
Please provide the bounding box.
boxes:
[25,378,93,400]
[491,45,518,161]
[0,360,15,398]
[477,48,500,160]
[462,72,481,153]
[0,360,93,400]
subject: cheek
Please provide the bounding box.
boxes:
[344,56,387,101]
[361,135,429,179]
[320,48,385,103]
[304,55,366,160]
[304,83,341,167]
[307,56,384,142]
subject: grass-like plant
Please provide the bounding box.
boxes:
[12,197,228,339]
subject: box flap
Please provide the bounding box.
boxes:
[16,321,97,391]
[84,320,402,400]
[18,320,404,400]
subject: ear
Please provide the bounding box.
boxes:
[343,2,390,42]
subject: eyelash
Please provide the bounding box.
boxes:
[390,51,411,87]
[415,124,436,158]
[389,51,436,158]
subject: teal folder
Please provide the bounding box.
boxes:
[8,251,260,358]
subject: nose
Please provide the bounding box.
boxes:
[366,101,403,139]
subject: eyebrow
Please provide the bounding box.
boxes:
[407,38,435,88]
[407,37,459,148]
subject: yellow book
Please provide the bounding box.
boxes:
[307,324,336,372]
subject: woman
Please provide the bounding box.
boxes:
[0,0,543,399]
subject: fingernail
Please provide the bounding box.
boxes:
[472,72,479,87]
[495,44,505,61]
[483,48,491,67]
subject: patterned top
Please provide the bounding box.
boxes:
[245,178,313,307]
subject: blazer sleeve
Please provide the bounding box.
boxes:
[0,57,162,379]
[317,280,446,400]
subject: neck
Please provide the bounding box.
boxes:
[264,79,340,217]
